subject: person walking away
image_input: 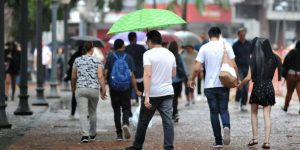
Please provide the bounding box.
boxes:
[105,39,141,141]
[281,40,300,114]
[169,41,187,123]
[71,41,106,143]
[232,28,252,111]
[194,33,209,100]
[56,47,64,84]
[181,45,197,106]
[33,44,52,82]
[239,37,281,149]
[189,27,240,148]
[125,32,147,105]
[64,45,84,119]
[125,30,176,150]
[4,41,21,101]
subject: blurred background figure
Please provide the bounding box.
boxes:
[56,47,64,84]
[232,28,252,111]
[33,44,52,82]
[92,47,105,64]
[65,45,84,119]
[181,45,197,106]
[282,41,300,114]
[4,41,21,101]
[169,41,186,122]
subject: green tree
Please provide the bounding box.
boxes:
[4,0,76,42]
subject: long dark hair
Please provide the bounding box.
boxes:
[250,37,274,83]
[168,41,179,64]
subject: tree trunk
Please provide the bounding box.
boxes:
[4,4,14,42]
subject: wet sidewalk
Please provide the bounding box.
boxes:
[1,86,300,150]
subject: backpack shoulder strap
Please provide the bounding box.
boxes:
[113,52,119,60]
[121,53,127,60]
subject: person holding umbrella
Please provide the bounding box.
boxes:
[71,41,107,143]
[125,32,147,105]
[126,30,176,150]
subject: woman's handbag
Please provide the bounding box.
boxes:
[219,42,237,88]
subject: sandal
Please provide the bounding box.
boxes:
[247,139,258,147]
[262,143,270,149]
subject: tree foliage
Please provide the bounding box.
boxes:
[4,0,77,41]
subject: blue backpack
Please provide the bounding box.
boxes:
[109,52,131,91]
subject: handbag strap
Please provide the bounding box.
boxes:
[220,42,227,66]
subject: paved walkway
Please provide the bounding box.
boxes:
[1,84,300,150]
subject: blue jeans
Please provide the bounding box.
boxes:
[204,87,230,145]
[132,95,174,150]
[235,67,249,106]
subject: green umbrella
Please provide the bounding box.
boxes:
[108,9,186,34]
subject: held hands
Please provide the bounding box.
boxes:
[236,80,243,90]
[144,97,152,109]
[100,87,107,100]
[136,90,142,97]
[188,79,196,89]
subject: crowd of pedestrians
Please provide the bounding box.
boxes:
[5,26,300,149]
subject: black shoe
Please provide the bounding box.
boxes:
[4,96,8,101]
[90,134,96,141]
[117,133,123,141]
[173,114,179,123]
[124,146,141,150]
[81,136,89,143]
[281,107,287,112]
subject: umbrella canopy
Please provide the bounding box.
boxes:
[142,30,181,44]
[108,9,186,34]
[108,31,146,46]
[174,31,201,47]
[69,35,104,47]
[159,30,181,43]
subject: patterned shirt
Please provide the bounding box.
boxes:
[73,55,103,89]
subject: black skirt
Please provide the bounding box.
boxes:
[250,80,275,106]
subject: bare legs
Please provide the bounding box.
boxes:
[5,74,11,99]
[250,104,272,147]
[263,105,272,144]
[250,104,259,141]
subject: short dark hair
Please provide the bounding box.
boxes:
[208,27,221,38]
[146,30,162,45]
[128,32,137,42]
[113,39,124,50]
[237,27,247,35]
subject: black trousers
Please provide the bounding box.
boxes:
[109,87,131,134]
[71,92,77,115]
[172,82,182,116]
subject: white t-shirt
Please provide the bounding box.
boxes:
[34,45,52,67]
[196,40,235,89]
[143,47,176,97]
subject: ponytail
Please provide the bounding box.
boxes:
[82,41,93,54]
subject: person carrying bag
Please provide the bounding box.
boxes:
[219,42,238,88]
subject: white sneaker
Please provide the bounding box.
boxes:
[122,125,131,139]
[241,105,247,111]
[234,102,240,110]
[69,115,76,120]
[223,127,231,145]
[211,143,223,148]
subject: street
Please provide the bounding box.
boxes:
[0,84,299,150]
